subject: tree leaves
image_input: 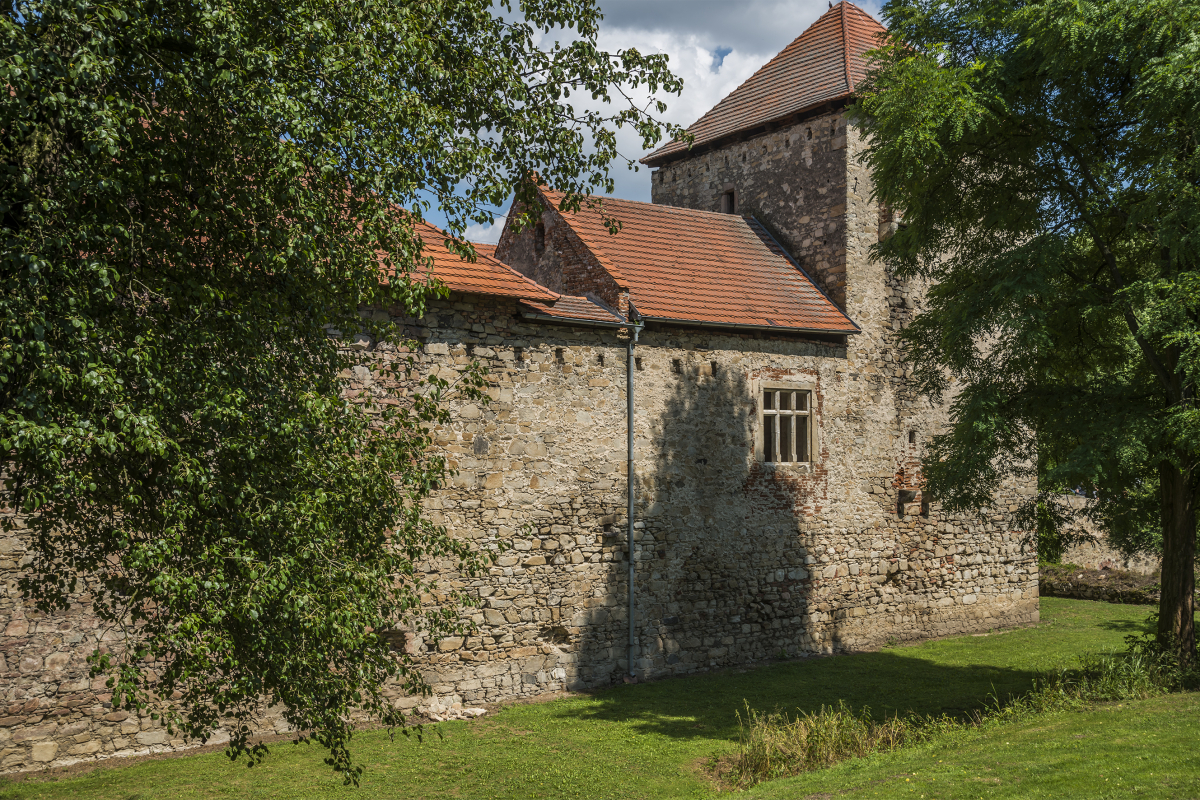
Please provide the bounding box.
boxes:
[0,0,680,780]
[856,0,1200,533]
[855,0,1200,650]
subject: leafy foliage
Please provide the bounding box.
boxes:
[854,0,1200,653]
[0,0,681,778]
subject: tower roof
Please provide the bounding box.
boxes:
[642,1,886,166]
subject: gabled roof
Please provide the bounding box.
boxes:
[643,1,886,165]
[411,221,556,301]
[541,191,858,334]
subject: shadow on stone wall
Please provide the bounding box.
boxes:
[570,341,834,684]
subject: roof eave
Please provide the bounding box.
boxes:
[637,314,859,337]
[519,309,630,329]
[449,288,557,303]
[640,98,852,168]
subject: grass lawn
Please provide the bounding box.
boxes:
[0,598,1188,800]
[745,692,1200,799]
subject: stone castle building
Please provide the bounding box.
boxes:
[0,2,1038,772]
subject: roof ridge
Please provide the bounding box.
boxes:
[541,188,768,224]
[840,1,854,92]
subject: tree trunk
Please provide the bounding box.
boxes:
[1157,460,1196,660]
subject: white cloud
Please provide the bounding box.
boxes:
[464,215,506,245]
[578,26,774,203]
[428,1,887,229]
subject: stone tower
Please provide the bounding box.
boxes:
[641,1,936,493]
[641,0,886,313]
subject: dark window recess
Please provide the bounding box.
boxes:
[806,127,813,140]
[465,343,475,357]
[534,221,546,258]
[711,360,719,377]
[908,430,916,444]
[635,357,643,371]
[597,353,605,366]
[555,347,565,363]
[720,191,736,214]
[763,389,811,463]
[671,359,683,374]
[785,138,790,148]
[897,489,918,518]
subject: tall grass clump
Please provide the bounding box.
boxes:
[1019,627,1200,709]
[730,701,952,787]
[730,626,1199,788]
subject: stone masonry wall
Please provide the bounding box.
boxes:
[0,519,298,773]
[0,109,1043,777]
[1058,496,1159,575]
[0,291,1038,773]
[650,109,851,307]
[373,293,1038,709]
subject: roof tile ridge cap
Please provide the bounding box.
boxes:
[841,1,855,93]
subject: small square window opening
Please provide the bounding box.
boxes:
[762,388,811,463]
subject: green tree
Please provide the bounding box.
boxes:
[855,0,1200,657]
[0,0,681,777]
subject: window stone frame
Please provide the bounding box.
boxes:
[755,379,817,468]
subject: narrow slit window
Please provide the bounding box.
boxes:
[534,221,546,258]
[720,190,736,214]
[762,388,812,463]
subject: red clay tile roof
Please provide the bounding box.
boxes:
[541,191,858,334]
[520,295,627,326]
[472,243,499,261]
[411,221,556,301]
[643,1,886,165]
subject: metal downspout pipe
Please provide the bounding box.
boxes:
[626,318,642,681]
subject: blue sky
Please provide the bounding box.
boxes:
[421,0,883,243]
